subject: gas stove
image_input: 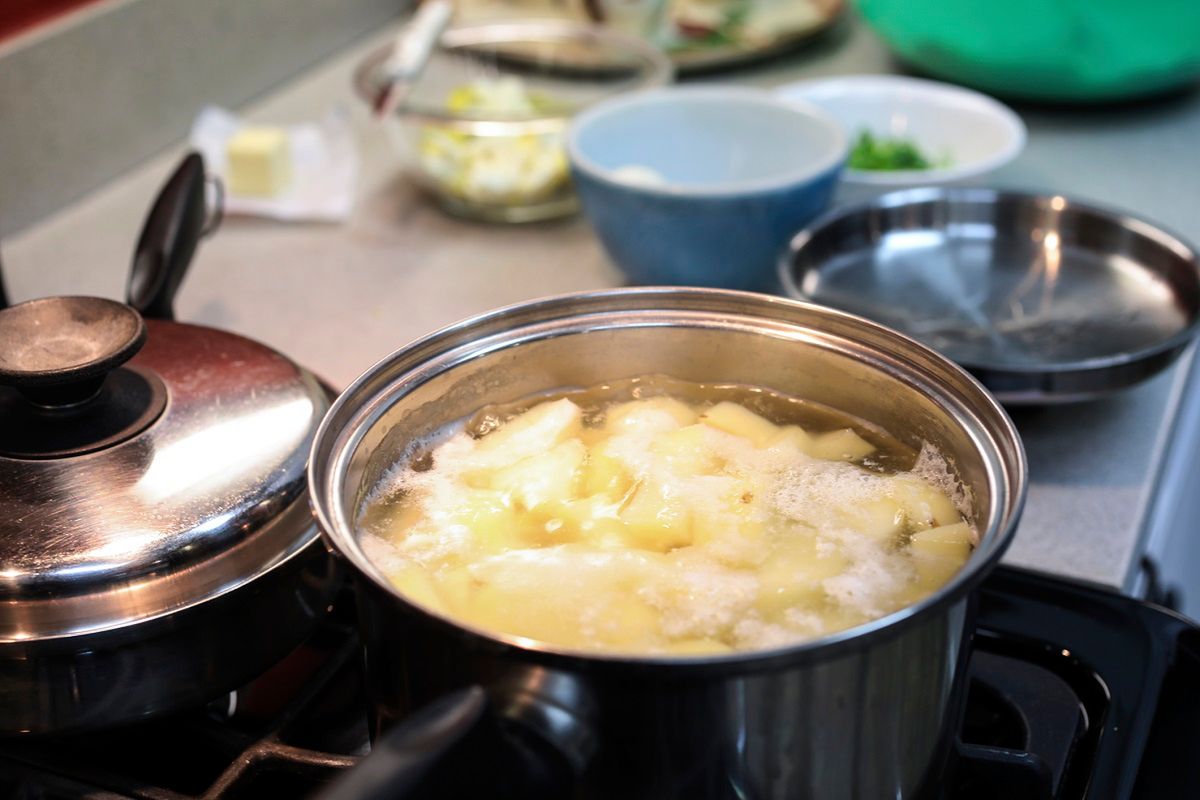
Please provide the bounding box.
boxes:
[2,566,1197,799]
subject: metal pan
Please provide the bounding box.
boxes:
[0,155,340,735]
[778,188,1200,405]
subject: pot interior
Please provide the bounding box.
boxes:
[314,290,1025,654]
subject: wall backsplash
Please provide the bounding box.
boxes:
[0,0,403,234]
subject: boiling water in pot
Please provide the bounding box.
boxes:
[358,376,975,655]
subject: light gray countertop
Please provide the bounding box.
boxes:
[5,15,1199,590]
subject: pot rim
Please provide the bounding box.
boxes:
[309,287,1027,671]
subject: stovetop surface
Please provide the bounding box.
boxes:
[2,566,1198,800]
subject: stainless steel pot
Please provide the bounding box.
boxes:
[0,154,339,735]
[309,288,1026,799]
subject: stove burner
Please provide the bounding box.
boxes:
[945,643,1098,799]
[0,593,367,800]
[1,568,1198,799]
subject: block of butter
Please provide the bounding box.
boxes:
[226,127,292,197]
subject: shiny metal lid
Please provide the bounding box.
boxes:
[0,317,330,641]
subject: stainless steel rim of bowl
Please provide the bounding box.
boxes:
[352,20,675,132]
[566,86,849,197]
[310,287,1028,670]
[778,186,1200,375]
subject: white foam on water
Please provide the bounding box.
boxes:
[360,530,411,574]
[639,555,759,641]
[911,442,977,541]
[772,460,893,528]
[821,552,913,618]
[359,396,977,652]
[732,618,799,649]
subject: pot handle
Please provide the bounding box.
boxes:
[127,151,222,321]
[315,686,576,800]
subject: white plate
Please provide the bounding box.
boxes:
[775,75,1026,186]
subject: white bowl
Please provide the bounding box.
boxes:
[774,75,1026,187]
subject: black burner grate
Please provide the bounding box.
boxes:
[3,568,1198,799]
[0,592,367,800]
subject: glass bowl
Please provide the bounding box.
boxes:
[354,21,673,223]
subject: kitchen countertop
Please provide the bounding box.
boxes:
[4,14,1199,591]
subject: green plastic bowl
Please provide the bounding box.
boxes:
[855,0,1200,103]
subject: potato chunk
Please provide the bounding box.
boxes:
[910,522,973,559]
[582,451,633,497]
[910,522,973,589]
[488,439,586,511]
[390,563,449,615]
[699,401,779,447]
[432,565,475,612]
[367,390,976,656]
[756,537,850,615]
[891,476,963,528]
[837,497,905,542]
[471,398,582,469]
[605,397,697,433]
[444,489,524,551]
[587,595,662,649]
[663,638,732,655]
[808,428,875,461]
[618,479,693,551]
[592,431,656,477]
[768,425,815,456]
[465,547,664,646]
[652,424,723,476]
[689,476,766,566]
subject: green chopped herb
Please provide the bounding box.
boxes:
[705,2,751,46]
[848,130,938,171]
[672,0,751,50]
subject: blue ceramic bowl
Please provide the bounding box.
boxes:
[567,87,847,290]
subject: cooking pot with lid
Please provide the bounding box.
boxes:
[0,154,339,735]
[309,288,1026,799]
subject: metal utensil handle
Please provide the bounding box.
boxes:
[127,151,217,321]
[315,686,575,800]
[373,0,453,116]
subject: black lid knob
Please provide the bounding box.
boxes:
[0,296,147,407]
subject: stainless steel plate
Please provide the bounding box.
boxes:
[779,188,1200,404]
